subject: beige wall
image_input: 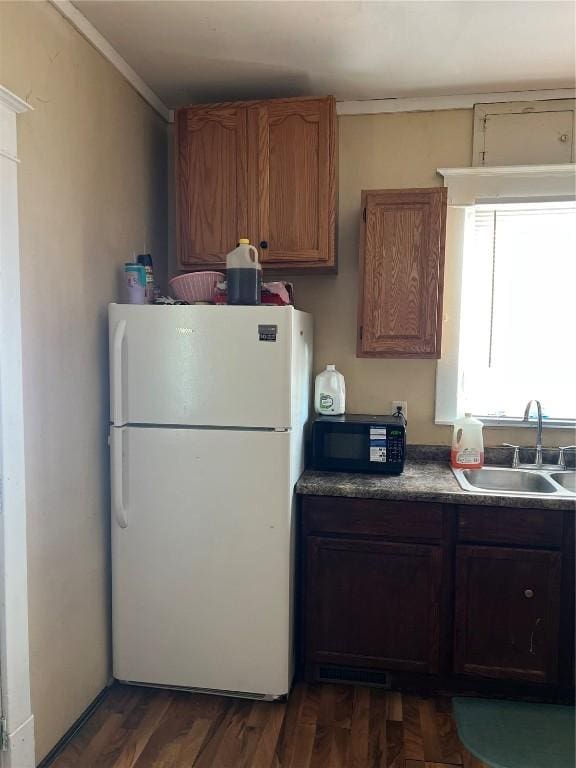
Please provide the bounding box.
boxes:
[0,2,167,761]
[289,110,575,448]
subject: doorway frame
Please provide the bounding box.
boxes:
[0,84,35,768]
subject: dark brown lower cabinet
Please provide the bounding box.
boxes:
[305,536,443,673]
[300,494,573,698]
[454,545,562,684]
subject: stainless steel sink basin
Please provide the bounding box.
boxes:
[452,465,575,497]
[550,471,576,493]
[462,468,557,494]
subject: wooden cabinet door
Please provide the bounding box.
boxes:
[306,537,443,673]
[247,97,336,270]
[176,104,248,268]
[454,545,561,683]
[357,187,447,357]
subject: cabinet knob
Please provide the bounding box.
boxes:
[260,241,268,250]
[524,589,534,599]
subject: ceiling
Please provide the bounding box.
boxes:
[73,1,576,108]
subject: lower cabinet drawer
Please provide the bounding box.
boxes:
[302,496,444,541]
[457,505,563,548]
[305,536,443,674]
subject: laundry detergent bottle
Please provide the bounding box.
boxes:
[451,413,484,469]
[314,365,346,415]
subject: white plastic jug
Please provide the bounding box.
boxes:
[315,365,346,415]
[451,413,484,468]
[226,239,262,305]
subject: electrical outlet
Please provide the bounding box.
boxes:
[391,400,408,420]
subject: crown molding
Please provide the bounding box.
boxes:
[0,149,20,164]
[337,89,576,115]
[48,0,172,122]
[0,86,33,161]
[0,86,33,114]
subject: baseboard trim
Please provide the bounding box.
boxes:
[2,715,35,768]
[37,684,113,768]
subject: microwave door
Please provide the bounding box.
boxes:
[324,430,367,464]
[315,423,369,471]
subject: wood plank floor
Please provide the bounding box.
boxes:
[48,683,489,768]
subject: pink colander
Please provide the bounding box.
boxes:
[169,271,225,303]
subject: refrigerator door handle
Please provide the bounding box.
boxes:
[112,319,127,427]
[111,428,128,528]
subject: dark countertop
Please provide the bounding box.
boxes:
[296,461,576,511]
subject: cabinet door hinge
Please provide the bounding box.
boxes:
[1,716,8,752]
[362,207,366,222]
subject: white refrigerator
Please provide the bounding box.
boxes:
[108,303,313,699]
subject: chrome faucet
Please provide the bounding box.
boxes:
[504,401,573,471]
[523,399,543,466]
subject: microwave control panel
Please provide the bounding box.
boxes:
[370,426,404,463]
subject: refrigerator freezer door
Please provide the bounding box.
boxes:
[111,426,294,697]
[109,304,300,429]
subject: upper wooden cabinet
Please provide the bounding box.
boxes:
[357,187,447,358]
[247,98,336,268]
[176,96,337,272]
[176,104,248,267]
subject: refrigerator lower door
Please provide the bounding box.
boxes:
[111,426,294,698]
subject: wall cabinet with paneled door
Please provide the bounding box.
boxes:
[176,104,248,268]
[357,187,447,358]
[176,96,337,272]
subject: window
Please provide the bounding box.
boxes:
[459,201,576,421]
[436,162,576,426]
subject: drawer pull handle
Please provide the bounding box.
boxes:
[524,589,534,599]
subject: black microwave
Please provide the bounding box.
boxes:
[311,413,406,474]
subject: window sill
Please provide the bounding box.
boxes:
[435,417,576,429]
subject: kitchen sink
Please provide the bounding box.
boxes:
[452,466,576,497]
[462,468,556,493]
[550,471,576,493]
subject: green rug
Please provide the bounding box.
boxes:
[453,697,575,768]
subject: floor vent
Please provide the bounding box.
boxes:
[318,666,392,688]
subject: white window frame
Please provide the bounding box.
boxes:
[435,163,576,429]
